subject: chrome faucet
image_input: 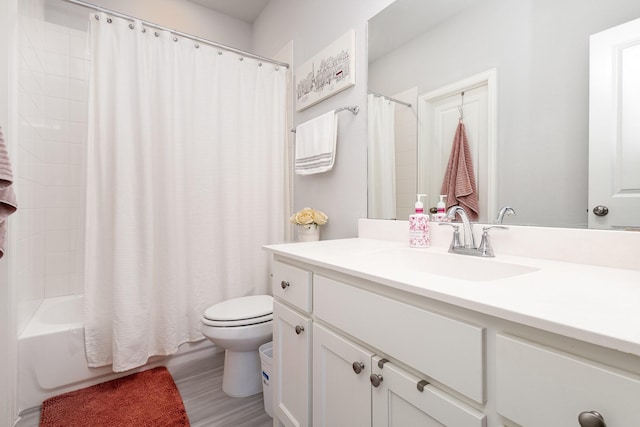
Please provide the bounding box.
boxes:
[440,206,507,257]
[446,206,475,248]
[495,206,516,224]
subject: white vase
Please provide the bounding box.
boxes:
[297,224,320,242]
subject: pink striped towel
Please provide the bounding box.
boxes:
[0,127,17,258]
[441,121,479,221]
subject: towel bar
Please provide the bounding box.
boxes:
[291,105,359,133]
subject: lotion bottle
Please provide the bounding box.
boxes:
[409,194,430,248]
[431,195,448,222]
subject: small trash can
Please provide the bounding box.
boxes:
[259,341,273,418]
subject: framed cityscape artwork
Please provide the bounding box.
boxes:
[295,30,356,111]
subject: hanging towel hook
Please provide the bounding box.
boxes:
[458,91,465,122]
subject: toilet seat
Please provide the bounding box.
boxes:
[202,295,273,327]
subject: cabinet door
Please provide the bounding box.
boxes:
[313,323,375,427]
[497,334,640,427]
[372,356,486,427]
[273,301,312,427]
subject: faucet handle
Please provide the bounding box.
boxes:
[439,223,463,250]
[478,226,508,257]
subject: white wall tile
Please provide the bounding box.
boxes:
[44,27,69,56]
[43,74,68,98]
[69,100,87,123]
[42,141,70,164]
[45,119,69,142]
[68,78,87,101]
[68,57,86,80]
[46,252,71,276]
[44,96,69,121]
[43,51,69,77]
[45,207,71,230]
[18,12,88,303]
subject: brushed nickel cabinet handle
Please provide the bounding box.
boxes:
[578,411,606,427]
[370,374,383,387]
[352,362,364,374]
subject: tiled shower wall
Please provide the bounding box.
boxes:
[16,0,88,333]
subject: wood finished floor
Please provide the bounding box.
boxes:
[16,354,273,427]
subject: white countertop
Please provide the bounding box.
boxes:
[264,237,640,358]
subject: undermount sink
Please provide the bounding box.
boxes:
[354,248,539,282]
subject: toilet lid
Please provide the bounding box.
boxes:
[203,295,273,322]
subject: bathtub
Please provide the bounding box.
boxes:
[18,295,218,412]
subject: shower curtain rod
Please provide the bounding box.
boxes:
[368,92,412,108]
[59,0,290,69]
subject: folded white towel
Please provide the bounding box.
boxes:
[295,110,338,175]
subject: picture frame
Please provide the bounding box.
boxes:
[295,30,356,111]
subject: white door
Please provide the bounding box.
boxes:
[371,356,485,427]
[312,323,374,427]
[589,17,640,229]
[419,70,496,222]
[273,301,312,427]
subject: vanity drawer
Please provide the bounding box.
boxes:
[272,260,312,313]
[314,275,485,403]
[496,334,640,427]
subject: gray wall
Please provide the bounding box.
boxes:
[253,0,394,239]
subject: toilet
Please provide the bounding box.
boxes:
[201,295,273,397]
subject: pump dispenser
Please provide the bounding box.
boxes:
[432,195,449,222]
[409,194,430,248]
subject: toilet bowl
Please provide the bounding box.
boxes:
[201,295,273,397]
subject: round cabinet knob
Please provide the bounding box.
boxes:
[352,362,365,375]
[370,374,383,388]
[578,411,606,427]
[592,205,609,216]
[281,280,290,289]
[294,325,304,335]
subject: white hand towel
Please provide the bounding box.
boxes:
[295,110,338,175]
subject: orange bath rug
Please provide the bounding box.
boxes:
[39,366,190,427]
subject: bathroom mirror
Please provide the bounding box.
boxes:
[367,0,640,229]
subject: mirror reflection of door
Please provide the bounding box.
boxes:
[418,70,497,223]
[589,17,640,230]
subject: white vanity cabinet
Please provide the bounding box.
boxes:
[371,356,485,427]
[496,334,640,427]
[267,236,640,427]
[271,256,486,427]
[272,260,313,427]
[312,323,374,427]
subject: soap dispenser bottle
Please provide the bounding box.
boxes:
[432,195,448,222]
[409,194,430,248]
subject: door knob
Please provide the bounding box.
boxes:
[294,325,304,335]
[578,411,606,427]
[592,205,609,216]
[352,362,365,374]
[370,374,383,387]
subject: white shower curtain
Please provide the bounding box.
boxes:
[367,94,397,219]
[84,14,287,372]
